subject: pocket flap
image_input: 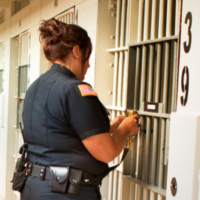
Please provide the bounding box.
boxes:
[69,169,82,185]
[50,166,70,183]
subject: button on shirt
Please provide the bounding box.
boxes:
[22,63,110,175]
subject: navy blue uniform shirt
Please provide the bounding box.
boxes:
[22,63,110,175]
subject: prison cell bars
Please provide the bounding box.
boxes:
[106,0,180,200]
[106,0,130,199]
[56,7,75,24]
[129,0,179,200]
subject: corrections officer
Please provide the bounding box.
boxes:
[20,19,139,200]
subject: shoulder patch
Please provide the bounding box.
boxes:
[78,84,98,97]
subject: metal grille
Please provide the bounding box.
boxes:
[18,66,28,99]
[105,0,180,200]
[56,8,75,24]
[16,32,29,129]
[105,0,130,200]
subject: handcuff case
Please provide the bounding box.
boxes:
[49,166,70,193]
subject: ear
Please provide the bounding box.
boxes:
[72,45,81,58]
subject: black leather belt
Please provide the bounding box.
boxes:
[27,164,98,185]
[26,148,129,186]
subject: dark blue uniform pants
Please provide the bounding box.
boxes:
[21,176,102,200]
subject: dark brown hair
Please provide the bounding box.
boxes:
[39,18,92,64]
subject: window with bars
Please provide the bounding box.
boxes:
[16,33,29,129]
[55,7,75,24]
[11,0,30,16]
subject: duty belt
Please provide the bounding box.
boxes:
[26,148,129,186]
[27,164,99,185]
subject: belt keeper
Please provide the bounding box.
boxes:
[26,163,33,176]
[39,166,46,181]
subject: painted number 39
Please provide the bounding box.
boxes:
[181,12,192,106]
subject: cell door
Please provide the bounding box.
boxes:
[96,0,181,200]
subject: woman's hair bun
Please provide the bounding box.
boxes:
[39,19,66,44]
[38,18,92,64]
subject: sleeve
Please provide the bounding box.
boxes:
[65,83,110,140]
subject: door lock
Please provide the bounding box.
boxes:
[170,177,177,196]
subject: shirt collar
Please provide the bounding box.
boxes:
[50,63,77,78]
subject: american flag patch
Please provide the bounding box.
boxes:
[78,84,98,97]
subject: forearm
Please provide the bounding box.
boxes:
[107,126,129,161]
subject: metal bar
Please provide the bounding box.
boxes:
[158,0,165,38]
[155,44,162,102]
[144,44,154,185]
[117,172,123,200]
[166,0,173,37]
[122,51,128,108]
[130,182,136,200]
[171,41,178,112]
[151,0,158,39]
[129,35,178,47]
[108,172,114,200]
[125,0,131,46]
[107,47,128,53]
[150,42,162,193]
[135,1,144,198]
[106,106,126,111]
[148,45,154,101]
[135,184,142,200]
[164,119,170,166]
[134,47,141,110]
[117,52,124,107]
[136,116,144,181]
[163,42,170,113]
[137,0,144,42]
[18,64,29,68]
[105,107,171,118]
[175,0,180,35]
[143,0,151,41]
[120,0,126,47]
[113,171,118,200]
[158,118,166,191]
[151,118,159,184]
[135,116,145,200]
[123,175,166,196]
[140,45,147,103]
[112,52,119,107]
[70,13,73,24]
[144,116,151,181]
[115,0,121,48]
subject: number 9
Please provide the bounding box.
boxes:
[180,66,189,106]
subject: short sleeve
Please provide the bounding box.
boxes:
[65,83,110,140]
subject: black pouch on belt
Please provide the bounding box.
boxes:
[11,169,27,192]
[67,168,82,197]
[49,166,70,193]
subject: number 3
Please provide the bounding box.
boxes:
[183,12,192,53]
[180,66,189,106]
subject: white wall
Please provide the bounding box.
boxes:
[0,0,99,199]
